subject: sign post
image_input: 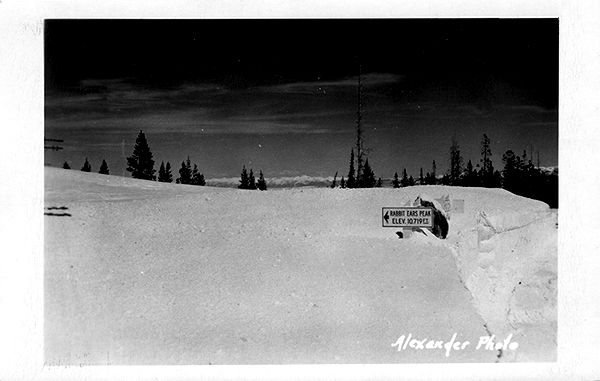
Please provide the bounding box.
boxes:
[382,207,434,238]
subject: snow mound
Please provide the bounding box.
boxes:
[44,169,557,364]
[45,167,235,203]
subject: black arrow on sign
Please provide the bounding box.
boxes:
[383,211,389,224]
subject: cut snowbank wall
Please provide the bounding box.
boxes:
[446,206,557,362]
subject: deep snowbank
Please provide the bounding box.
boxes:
[44,168,556,364]
[401,188,557,361]
[444,203,557,362]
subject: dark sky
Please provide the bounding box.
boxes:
[45,19,558,183]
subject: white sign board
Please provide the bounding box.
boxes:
[382,207,434,228]
[434,195,465,219]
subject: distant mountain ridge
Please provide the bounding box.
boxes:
[207,175,337,189]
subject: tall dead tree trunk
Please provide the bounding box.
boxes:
[355,65,364,187]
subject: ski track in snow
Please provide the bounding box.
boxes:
[44,168,556,364]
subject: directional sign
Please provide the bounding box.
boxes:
[382,207,434,228]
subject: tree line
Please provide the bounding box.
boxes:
[62,130,557,207]
[331,133,558,208]
[64,130,268,191]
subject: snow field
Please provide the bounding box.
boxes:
[44,168,556,364]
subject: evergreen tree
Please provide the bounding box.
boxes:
[492,170,503,188]
[191,164,199,184]
[249,169,257,190]
[521,149,536,198]
[81,157,91,172]
[464,159,477,187]
[355,68,365,188]
[449,135,463,186]
[158,161,166,182]
[348,69,375,190]
[392,172,400,188]
[331,171,338,189]
[502,150,522,193]
[99,159,109,175]
[441,173,451,185]
[425,160,437,185]
[480,134,494,187]
[165,162,173,183]
[158,161,174,183]
[257,170,268,191]
[126,130,156,180]
[401,168,409,187]
[362,159,376,188]
[346,148,356,189]
[177,157,192,184]
[376,177,383,187]
[62,161,70,169]
[239,166,251,189]
[191,164,206,186]
[408,175,415,186]
[340,176,346,189]
[419,167,424,185]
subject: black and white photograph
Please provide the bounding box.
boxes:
[1,1,599,379]
[43,19,558,365]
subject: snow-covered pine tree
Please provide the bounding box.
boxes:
[81,157,91,172]
[340,176,346,188]
[331,171,338,188]
[99,159,109,175]
[62,161,70,169]
[126,130,156,180]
